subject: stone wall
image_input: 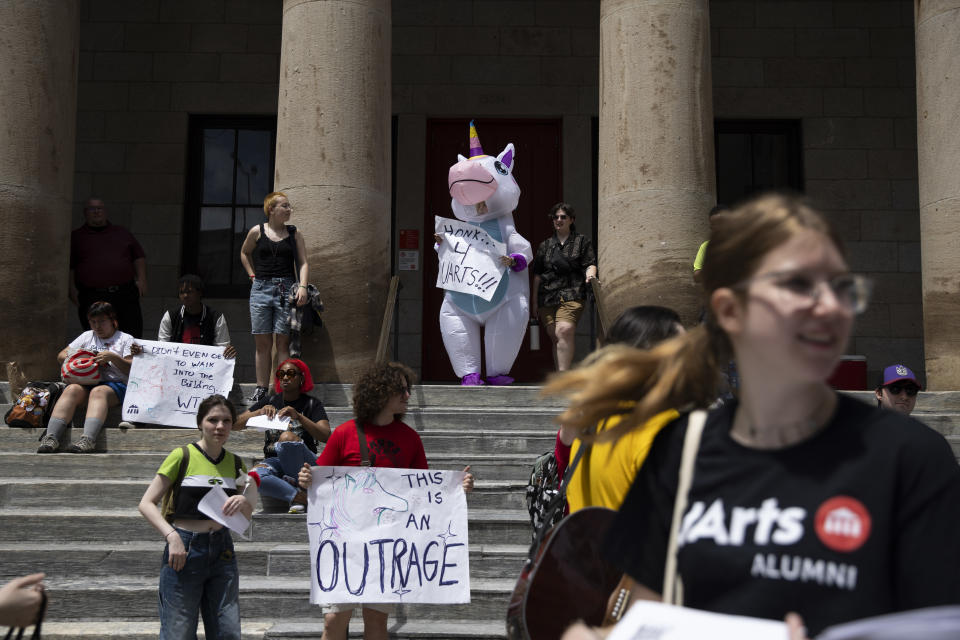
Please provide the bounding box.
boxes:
[710,0,921,385]
[74,0,283,381]
[69,0,923,385]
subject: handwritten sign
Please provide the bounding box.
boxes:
[307,466,470,605]
[435,215,506,301]
[122,339,235,428]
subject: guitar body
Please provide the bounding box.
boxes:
[506,507,623,640]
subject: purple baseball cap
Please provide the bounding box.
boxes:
[880,364,922,390]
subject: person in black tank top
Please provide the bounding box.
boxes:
[240,191,310,402]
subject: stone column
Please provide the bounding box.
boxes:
[598,0,715,324]
[0,1,78,379]
[274,0,391,382]
[916,0,960,389]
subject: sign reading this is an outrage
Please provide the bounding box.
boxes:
[307,466,471,605]
[122,339,235,428]
[435,215,507,301]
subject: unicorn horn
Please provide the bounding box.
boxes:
[468,120,485,158]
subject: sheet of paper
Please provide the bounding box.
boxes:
[197,485,251,539]
[607,601,786,640]
[245,414,291,431]
[816,606,960,640]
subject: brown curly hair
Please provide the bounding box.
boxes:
[353,362,416,425]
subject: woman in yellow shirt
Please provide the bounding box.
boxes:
[554,305,684,512]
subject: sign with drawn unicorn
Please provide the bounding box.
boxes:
[307,466,471,605]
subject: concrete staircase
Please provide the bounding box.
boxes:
[0,383,564,639]
[1,384,957,639]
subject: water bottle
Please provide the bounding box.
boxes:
[529,317,540,351]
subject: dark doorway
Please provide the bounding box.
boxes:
[714,120,803,206]
[421,119,562,383]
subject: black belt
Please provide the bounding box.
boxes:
[79,281,136,294]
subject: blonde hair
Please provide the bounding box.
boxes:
[263,191,288,216]
[545,192,845,442]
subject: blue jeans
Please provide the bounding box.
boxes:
[249,277,294,335]
[251,440,316,503]
[158,527,240,640]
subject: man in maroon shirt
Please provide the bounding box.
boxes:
[69,197,148,338]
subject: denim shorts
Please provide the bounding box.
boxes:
[250,277,294,335]
[159,527,240,640]
[98,380,127,403]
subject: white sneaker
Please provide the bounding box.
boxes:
[288,503,306,514]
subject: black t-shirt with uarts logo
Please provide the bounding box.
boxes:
[605,395,960,636]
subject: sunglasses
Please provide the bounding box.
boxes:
[551,214,569,220]
[276,369,301,379]
[884,383,919,397]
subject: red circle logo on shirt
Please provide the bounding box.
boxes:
[814,496,872,552]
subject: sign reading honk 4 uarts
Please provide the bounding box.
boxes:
[122,339,235,428]
[435,215,507,302]
[307,466,471,604]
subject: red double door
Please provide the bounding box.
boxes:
[420,119,562,383]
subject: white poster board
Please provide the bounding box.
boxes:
[307,466,471,605]
[434,215,507,301]
[122,340,235,428]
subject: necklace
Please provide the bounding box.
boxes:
[730,391,835,449]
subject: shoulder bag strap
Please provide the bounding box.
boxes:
[662,409,706,606]
[355,421,371,467]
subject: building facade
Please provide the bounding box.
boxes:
[2,0,957,388]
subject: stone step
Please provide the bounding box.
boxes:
[0,478,529,511]
[0,382,566,411]
[0,509,532,546]
[2,405,564,433]
[40,575,516,622]
[0,452,541,483]
[38,619,509,639]
[0,424,559,453]
[0,542,529,581]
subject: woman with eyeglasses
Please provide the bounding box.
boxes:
[550,193,960,639]
[297,361,474,640]
[234,358,331,513]
[531,202,598,371]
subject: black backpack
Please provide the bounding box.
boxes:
[524,450,563,541]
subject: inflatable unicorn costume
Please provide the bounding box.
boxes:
[439,121,532,386]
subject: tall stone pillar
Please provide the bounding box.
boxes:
[0,1,78,379]
[274,0,391,382]
[598,0,715,323]
[916,0,960,389]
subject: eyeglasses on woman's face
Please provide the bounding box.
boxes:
[551,214,569,221]
[733,270,873,315]
[276,368,301,379]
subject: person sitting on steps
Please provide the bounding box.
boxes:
[37,301,135,454]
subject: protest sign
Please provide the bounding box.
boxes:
[435,215,506,301]
[308,466,471,605]
[122,339,235,428]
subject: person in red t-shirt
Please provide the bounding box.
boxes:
[298,361,473,640]
[69,197,148,338]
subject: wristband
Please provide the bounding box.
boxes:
[248,274,255,279]
[298,284,307,289]
[165,530,177,539]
